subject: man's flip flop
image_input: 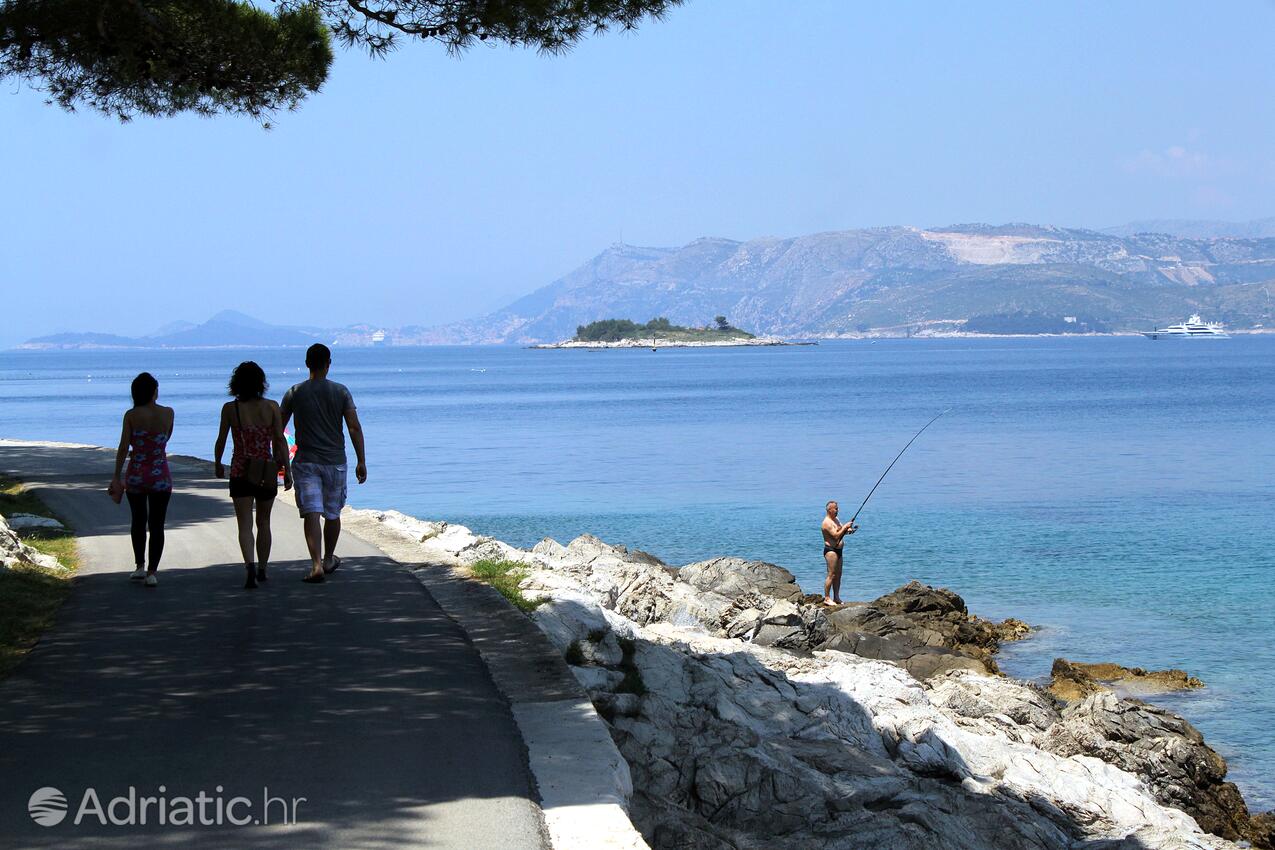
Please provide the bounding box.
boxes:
[302,573,326,584]
[323,556,341,575]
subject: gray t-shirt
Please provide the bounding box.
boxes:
[281,378,355,466]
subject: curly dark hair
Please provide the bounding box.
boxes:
[228,361,268,401]
[130,372,158,407]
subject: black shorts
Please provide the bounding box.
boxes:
[229,476,278,501]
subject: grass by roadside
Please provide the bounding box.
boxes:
[468,559,543,613]
[0,477,79,679]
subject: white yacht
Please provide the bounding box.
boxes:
[1141,315,1229,339]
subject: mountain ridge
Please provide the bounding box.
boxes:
[19,311,325,350]
[417,222,1275,343]
[17,220,1275,349]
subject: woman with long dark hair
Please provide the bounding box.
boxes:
[112,372,174,587]
[214,361,292,589]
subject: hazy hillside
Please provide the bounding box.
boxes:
[20,310,324,350]
[422,224,1275,342]
[1102,218,1275,239]
[20,224,1275,348]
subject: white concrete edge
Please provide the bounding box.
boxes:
[396,560,651,850]
[511,699,650,850]
[0,438,98,449]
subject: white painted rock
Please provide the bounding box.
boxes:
[6,513,65,531]
[1,515,66,572]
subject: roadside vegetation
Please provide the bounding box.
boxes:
[574,315,755,342]
[468,559,543,613]
[0,477,78,679]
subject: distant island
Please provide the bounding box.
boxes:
[531,316,799,349]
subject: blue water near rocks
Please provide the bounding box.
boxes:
[2,337,1272,807]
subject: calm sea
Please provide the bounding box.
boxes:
[2,338,1272,807]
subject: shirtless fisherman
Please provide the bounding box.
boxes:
[821,500,858,606]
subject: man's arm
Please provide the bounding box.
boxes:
[344,407,367,484]
[271,403,293,489]
[279,388,293,429]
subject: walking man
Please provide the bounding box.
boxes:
[820,500,857,606]
[282,343,367,583]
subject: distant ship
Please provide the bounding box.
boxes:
[1141,315,1229,339]
[371,329,387,346]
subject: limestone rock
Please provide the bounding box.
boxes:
[761,598,802,625]
[750,622,805,648]
[1049,658,1111,701]
[531,591,614,654]
[821,581,1021,676]
[998,617,1034,643]
[0,514,65,572]
[608,625,1219,850]
[1051,659,1204,698]
[571,664,625,693]
[720,604,763,640]
[926,669,1061,744]
[679,557,804,602]
[1042,691,1261,846]
[582,631,625,667]
[5,512,65,531]
[818,629,991,680]
[523,535,726,630]
[593,692,642,720]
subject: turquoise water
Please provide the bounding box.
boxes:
[2,338,1272,807]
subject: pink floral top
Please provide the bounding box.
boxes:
[230,423,274,478]
[125,430,172,494]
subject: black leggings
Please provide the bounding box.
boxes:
[126,491,172,571]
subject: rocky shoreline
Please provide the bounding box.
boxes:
[353,509,1273,850]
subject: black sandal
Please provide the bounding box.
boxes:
[302,573,326,584]
[256,566,268,582]
[244,567,258,589]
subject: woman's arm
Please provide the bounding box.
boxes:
[271,403,293,489]
[113,411,131,482]
[213,403,230,478]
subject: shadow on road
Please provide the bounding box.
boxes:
[0,555,542,849]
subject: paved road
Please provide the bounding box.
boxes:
[0,441,547,850]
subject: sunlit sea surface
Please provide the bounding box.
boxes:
[2,338,1271,807]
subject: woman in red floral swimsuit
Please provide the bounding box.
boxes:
[112,372,174,588]
[214,361,293,589]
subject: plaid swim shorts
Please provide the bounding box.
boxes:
[292,462,347,520]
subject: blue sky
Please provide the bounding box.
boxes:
[2,0,1274,345]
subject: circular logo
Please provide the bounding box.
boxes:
[28,787,67,827]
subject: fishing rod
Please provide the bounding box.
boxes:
[849,408,952,525]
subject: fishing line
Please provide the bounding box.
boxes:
[849,408,952,525]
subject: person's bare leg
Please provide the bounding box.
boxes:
[255,497,274,577]
[832,554,844,604]
[303,513,324,578]
[322,517,341,569]
[233,497,255,568]
[823,551,838,605]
